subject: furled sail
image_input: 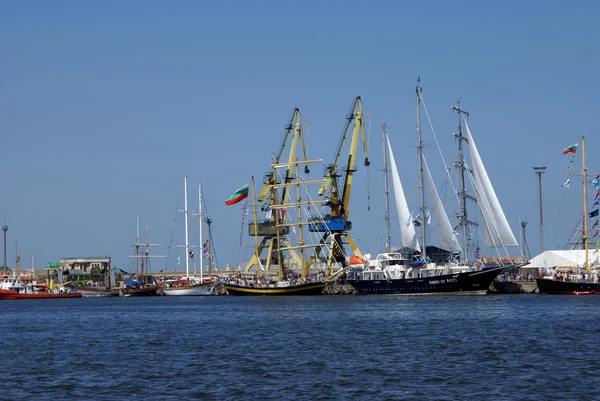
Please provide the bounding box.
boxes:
[387,134,420,251]
[464,119,518,248]
[422,155,462,252]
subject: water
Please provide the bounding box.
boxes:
[2,295,599,400]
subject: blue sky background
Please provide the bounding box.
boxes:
[1,0,598,272]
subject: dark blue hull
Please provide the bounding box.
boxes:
[348,267,503,295]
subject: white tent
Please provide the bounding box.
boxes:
[525,250,600,272]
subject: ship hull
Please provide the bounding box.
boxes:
[0,289,83,300]
[161,283,215,296]
[122,287,159,296]
[224,282,327,296]
[348,267,503,295]
[536,278,600,295]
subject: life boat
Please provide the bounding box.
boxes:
[348,255,366,270]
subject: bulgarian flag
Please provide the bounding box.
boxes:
[225,184,249,205]
[562,143,578,154]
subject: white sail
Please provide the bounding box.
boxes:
[422,155,462,252]
[464,119,518,248]
[387,134,420,251]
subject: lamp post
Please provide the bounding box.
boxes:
[534,166,546,253]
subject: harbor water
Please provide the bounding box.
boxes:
[2,295,599,400]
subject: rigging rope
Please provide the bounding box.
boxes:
[165,191,180,270]
[419,91,460,206]
[236,199,249,267]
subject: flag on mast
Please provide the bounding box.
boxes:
[225,184,250,205]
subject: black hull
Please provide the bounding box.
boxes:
[123,287,158,296]
[224,282,327,296]
[348,267,503,295]
[536,278,600,295]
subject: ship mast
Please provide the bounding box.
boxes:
[581,137,589,274]
[251,176,260,279]
[451,100,477,263]
[198,182,204,282]
[382,123,391,253]
[416,79,427,259]
[183,176,190,279]
[135,215,140,281]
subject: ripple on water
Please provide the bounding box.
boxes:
[2,296,600,400]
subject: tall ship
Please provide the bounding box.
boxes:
[122,216,161,296]
[224,101,370,295]
[161,177,216,296]
[347,80,521,295]
[536,137,600,295]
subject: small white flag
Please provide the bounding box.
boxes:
[562,178,570,188]
[177,255,181,265]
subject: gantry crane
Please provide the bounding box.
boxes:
[309,96,370,275]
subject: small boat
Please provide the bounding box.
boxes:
[0,275,82,300]
[121,280,159,296]
[161,277,216,296]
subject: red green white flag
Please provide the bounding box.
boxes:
[562,143,578,154]
[225,184,249,205]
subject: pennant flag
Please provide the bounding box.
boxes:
[594,240,599,246]
[189,250,195,259]
[594,229,599,238]
[426,211,431,225]
[595,190,600,200]
[177,255,181,265]
[203,240,209,258]
[562,179,570,188]
[594,220,599,229]
[590,209,599,218]
[225,184,249,205]
[562,143,578,154]
[594,199,600,207]
[595,248,599,254]
[593,174,600,188]
[474,246,481,259]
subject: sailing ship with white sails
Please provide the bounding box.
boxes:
[348,81,521,295]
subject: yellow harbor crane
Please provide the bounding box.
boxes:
[309,96,370,275]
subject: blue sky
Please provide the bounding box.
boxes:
[1,0,598,272]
